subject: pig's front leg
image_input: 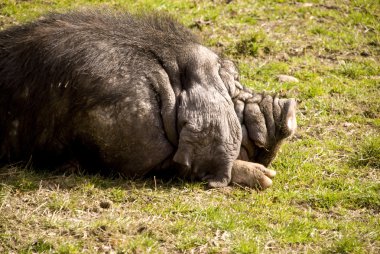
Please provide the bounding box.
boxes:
[231,160,276,190]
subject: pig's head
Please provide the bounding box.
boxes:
[173,45,242,188]
[219,60,297,167]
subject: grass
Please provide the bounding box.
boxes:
[1,0,379,253]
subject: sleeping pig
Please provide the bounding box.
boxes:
[0,10,296,189]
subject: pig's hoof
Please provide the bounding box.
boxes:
[265,169,276,179]
[258,175,273,190]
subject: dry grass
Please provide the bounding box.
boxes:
[1,0,380,253]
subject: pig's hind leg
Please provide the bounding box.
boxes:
[231,160,276,190]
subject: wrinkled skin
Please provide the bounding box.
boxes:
[0,11,295,188]
[219,60,297,188]
[220,60,297,166]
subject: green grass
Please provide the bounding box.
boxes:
[1,0,380,253]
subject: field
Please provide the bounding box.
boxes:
[0,0,379,253]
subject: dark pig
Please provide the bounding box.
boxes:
[0,10,296,188]
[0,10,241,187]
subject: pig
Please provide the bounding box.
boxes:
[0,10,296,188]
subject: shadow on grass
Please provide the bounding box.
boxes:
[0,163,192,193]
